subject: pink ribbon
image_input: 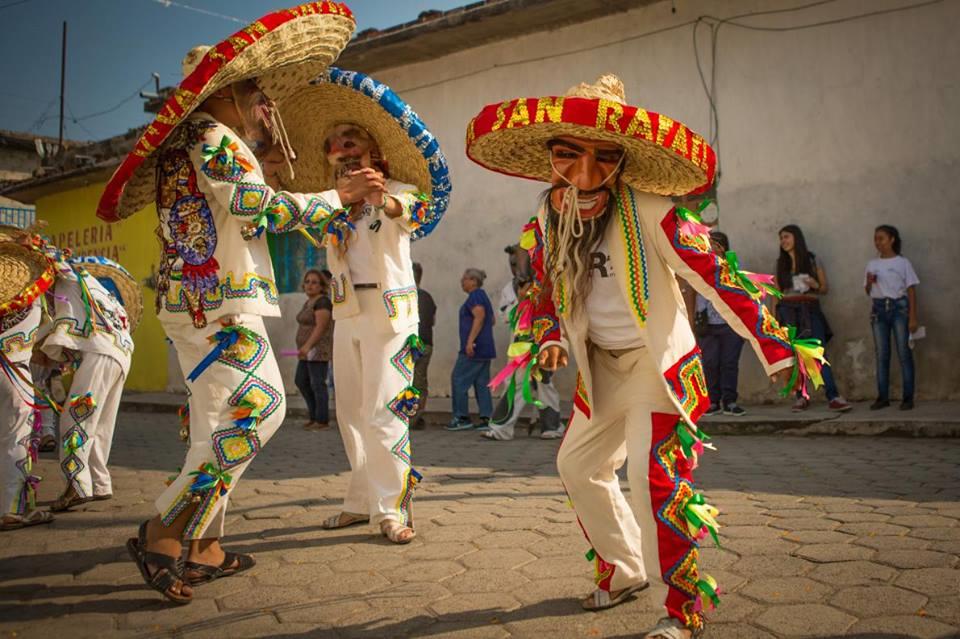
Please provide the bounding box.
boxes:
[488,351,532,390]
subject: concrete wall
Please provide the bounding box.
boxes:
[339,0,960,404]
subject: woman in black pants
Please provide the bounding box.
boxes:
[295,269,334,429]
[696,231,746,416]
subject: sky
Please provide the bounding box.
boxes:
[0,0,467,141]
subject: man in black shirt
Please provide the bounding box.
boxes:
[412,262,436,429]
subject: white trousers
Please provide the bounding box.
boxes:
[557,345,705,632]
[59,353,124,498]
[488,373,562,439]
[334,289,418,526]
[0,362,37,515]
[156,315,286,540]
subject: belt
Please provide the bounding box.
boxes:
[353,283,380,289]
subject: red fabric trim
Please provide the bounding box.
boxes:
[648,411,703,630]
[0,265,55,316]
[97,2,355,222]
[660,206,794,368]
[663,347,710,422]
[466,96,716,194]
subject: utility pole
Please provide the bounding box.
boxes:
[58,21,67,162]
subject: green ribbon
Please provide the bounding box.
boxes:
[585,548,596,562]
[676,421,710,459]
[723,251,761,297]
[779,325,825,397]
[201,135,236,167]
[188,462,233,495]
[683,492,721,547]
[675,198,712,222]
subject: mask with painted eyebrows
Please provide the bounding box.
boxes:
[324,123,387,178]
[547,136,624,221]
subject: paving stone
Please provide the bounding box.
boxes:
[391,560,466,582]
[275,599,370,624]
[921,596,960,626]
[847,615,959,638]
[824,511,892,523]
[888,514,959,528]
[721,537,799,557]
[729,555,814,578]
[739,577,831,603]
[910,527,960,541]
[754,603,857,636]
[895,567,960,596]
[429,593,523,619]
[404,541,477,561]
[460,548,537,570]
[769,517,839,531]
[720,525,783,539]
[443,568,531,593]
[509,576,595,605]
[793,543,875,563]
[876,549,958,569]
[807,560,897,586]
[853,534,930,551]
[705,592,762,623]
[473,530,544,549]
[831,584,928,616]
[519,556,593,580]
[781,530,855,545]
[706,623,777,639]
[419,524,487,542]
[837,521,911,536]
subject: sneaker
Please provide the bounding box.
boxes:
[870,399,890,410]
[704,404,722,416]
[540,428,564,440]
[791,397,810,412]
[899,400,914,411]
[475,419,491,432]
[445,418,474,432]
[828,397,852,412]
[723,403,746,416]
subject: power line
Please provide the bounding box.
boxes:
[0,0,31,11]
[146,0,246,24]
[31,79,153,129]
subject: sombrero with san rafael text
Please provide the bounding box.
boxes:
[276,68,451,240]
[0,241,55,318]
[68,255,144,332]
[96,2,356,223]
[466,74,716,196]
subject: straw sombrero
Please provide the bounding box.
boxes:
[277,68,451,240]
[0,242,56,317]
[466,74,716,196]
[97,2,356,223]
[68,256,144,332]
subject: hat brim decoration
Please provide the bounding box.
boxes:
[278,68,451,240]
[466,93,716,196]
[0,242,56,318]
[97,2,356,223]
[67,256,144,332]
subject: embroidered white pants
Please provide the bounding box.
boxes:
[59,353,124,498]
[0,363,36,515]
[334,289,418,526]
[557,345,704,629]
[156,314,285,540]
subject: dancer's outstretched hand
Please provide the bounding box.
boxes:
[538,345,568,371]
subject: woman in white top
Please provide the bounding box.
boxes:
[865,225,919,410]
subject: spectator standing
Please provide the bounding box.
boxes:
[865,225,919,410]
[695,231,746,416]
[411,262,436,430]
[447,268,495,431]
[774,224,851,412]
[294,269,333,430]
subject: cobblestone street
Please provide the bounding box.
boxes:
[1,412,958,639]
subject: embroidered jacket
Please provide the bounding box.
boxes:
[155,112,340,328]
[528,184,795,427]
[324,179,425,334]
[41,263,134,375]
[0,302,42,364]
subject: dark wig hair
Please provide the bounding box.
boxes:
[709,230,730,253]
[875,224,902,255]
[776,224,818,291]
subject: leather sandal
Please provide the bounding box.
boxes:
[126,521,192,605]
[644,616,700,638]
[321,512,369,529]
[50,489,93,512]
[581,580,649,610]
[380,519,416,544]
[1,510,54,531]
[184,551,255,585]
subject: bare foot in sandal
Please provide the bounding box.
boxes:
[581,580,649,610]
[184,538,255,585]
[129,519,193,605]
[380,519,416,544]
[1,510,54,531]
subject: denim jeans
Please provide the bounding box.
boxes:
[451,353,493,420]
[295,360,329,423]
[777,301,840,400]
[699,324,744,406]
[871,297,914,401]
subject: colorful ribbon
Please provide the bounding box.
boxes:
[319,210,355,246]
[675,200,713,237]
[780,326,828,399]
[0,351,62,413]
[694,574,721,611]
[186,325,257,382]
[188,462,233,496]
[393,387,422,418]
[200,135,253,174]
[231,397,265,431]
[724,252,782,300]
[408,192,432,229]
[683,492,721,547]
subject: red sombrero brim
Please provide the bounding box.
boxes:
[97,2,355,223]
[466,96,716,196]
